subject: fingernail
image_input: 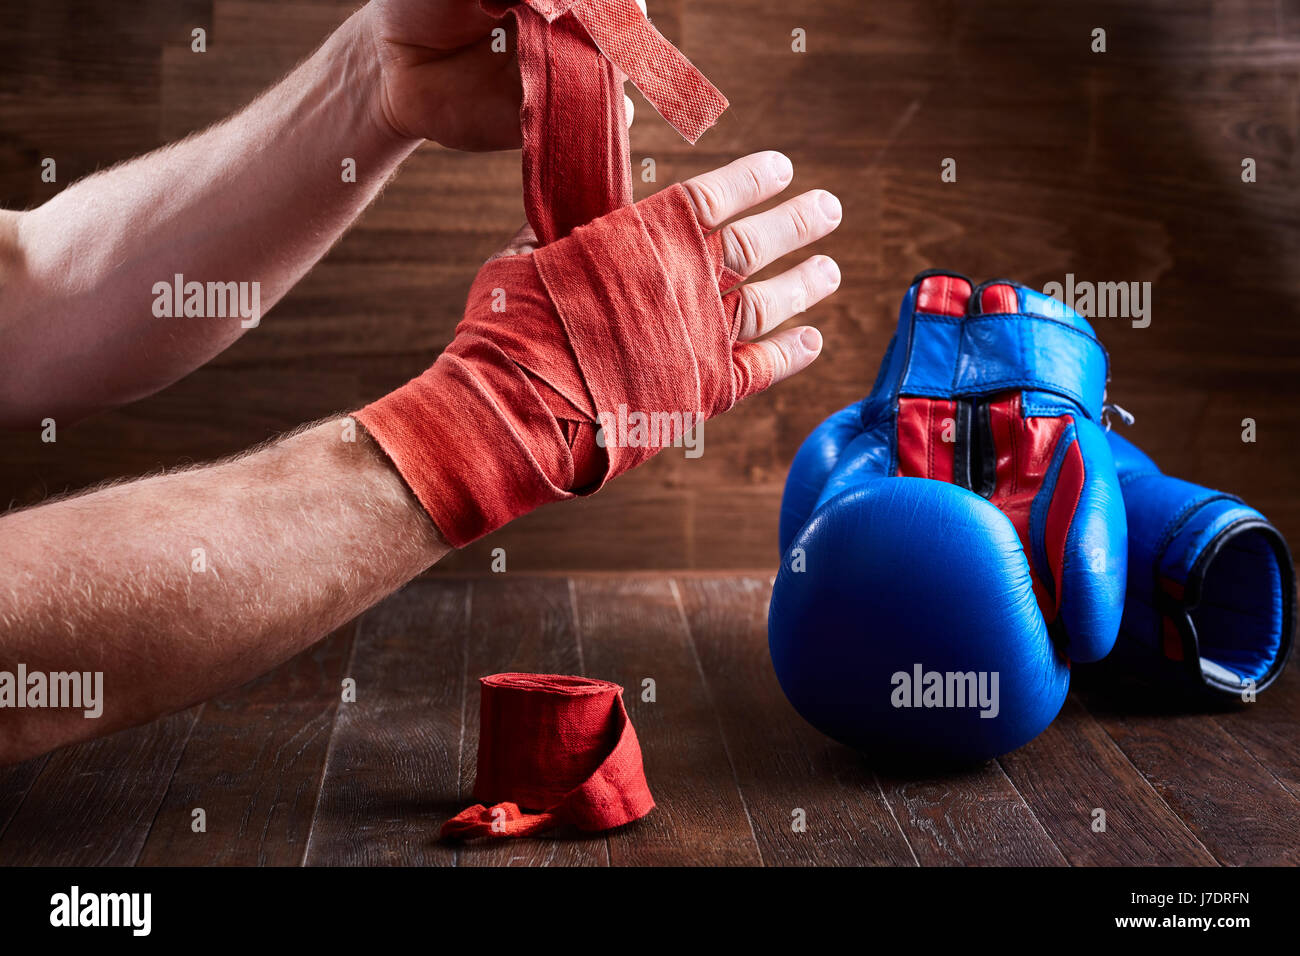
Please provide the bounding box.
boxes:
[819,256,841,288]
[818,191,842,223]
[800,327,823,352]
[772,152,793,185]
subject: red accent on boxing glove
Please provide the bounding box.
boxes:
[894,392,1087,628]
[440,674,653,839]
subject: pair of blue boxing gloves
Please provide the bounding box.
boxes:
[769,270,1295,765]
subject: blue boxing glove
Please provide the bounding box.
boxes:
[1105,430,1295,698]
[769,270,1126,765]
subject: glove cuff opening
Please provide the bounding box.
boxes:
[1178,518,1296,695]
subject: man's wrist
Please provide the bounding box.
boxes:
[334,6,424,149]
[345,4,426,147]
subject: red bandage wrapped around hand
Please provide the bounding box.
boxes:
[440,674,653,839]
[355,1,753,546]
[355,186,773,546]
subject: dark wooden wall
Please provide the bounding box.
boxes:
[2,0,1297,571]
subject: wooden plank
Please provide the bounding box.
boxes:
[572,576,762,865]
[998,695,1216,865]
[455,576,609,867]
[135,622,357,866]
[874,763,1067,866]
[437,486,694,573]
[0,754,50,839]
[1213,661,1300,798]
[303,580,469,866]
[1078,677,1300,865]
[0,708,200,866]
[674,575,916,865]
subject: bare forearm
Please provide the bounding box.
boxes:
[0,8,419,425]
[0,419,446,764]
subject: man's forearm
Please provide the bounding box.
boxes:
[0,7,419,425]
[0,419,447,764]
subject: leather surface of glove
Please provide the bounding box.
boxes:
[769,270,1126,764]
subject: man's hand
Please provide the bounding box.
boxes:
[356,151,841,545]
[363,0,524,149]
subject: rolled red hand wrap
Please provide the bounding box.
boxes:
[441,674,654,839]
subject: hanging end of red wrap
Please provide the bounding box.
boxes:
[661,83,728,146]
[571,0,729,145]
[440,802,561,840]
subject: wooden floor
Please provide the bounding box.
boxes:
[0,573,1296,866]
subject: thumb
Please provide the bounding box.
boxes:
[487,223,539,262]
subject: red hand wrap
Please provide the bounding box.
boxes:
[356,186,769,546]
[354,1,754,547]
[440,674,654,839]
[483,0,728,243]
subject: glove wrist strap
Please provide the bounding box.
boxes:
[896,310,1109,421]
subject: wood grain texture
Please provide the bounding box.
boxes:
[1212,660,1300,799]
[302,579,468,866]
[997,696,1216,865]
[572,576,762,865]
[0,574,1296,864]
[0,708,199,865]
[1077,672,1300,865]
[135,622,357,866]
[1,0,1295,570]
[674,575,917,866]
[874,765,1067,867]
[0,754,49,840]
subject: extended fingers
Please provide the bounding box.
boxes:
[719,189,842,278]
[681,151,794,229]
[733,255,841,341]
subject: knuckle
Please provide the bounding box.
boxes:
[787,199,815,242]
[684,179,726,225]
[724,224,762,275]
[739,284,768,335]
[772,338,795,378]
[800,265,821,306]
[743,160,765,200]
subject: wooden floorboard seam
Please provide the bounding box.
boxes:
[451,581,473,869]
[873,773,922,867]
[127,705,206,866]
[0,754,50,843]
[1211,719,1300,808]
[668,577,766,866]
[1089,719,1230,867]
[567,577,588,677]
[298,618,364,866]
[991,758,1071,867]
